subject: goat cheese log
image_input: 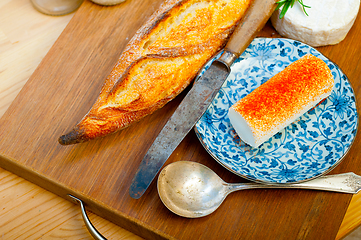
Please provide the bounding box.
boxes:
[271,0,360,47]
[228,54,334,148]
[58,0,253,145]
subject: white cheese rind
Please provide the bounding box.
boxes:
[229,91,331,148]
[228,54,334,148]
[271,0,360,47]
[228,108,256,147]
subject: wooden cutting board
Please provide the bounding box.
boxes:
[1,0,361,239]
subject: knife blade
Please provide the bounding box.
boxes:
[129,0,278,199]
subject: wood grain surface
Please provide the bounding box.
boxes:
[0,0,361,239]
[0,0,140,239]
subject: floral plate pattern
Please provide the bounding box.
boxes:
[194,38,359,184]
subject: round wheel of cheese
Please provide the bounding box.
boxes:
[271,0,360,47]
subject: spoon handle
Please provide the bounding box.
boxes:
[228,172,361,194]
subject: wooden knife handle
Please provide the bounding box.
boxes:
[225,0,278,58]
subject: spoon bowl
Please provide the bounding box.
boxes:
[157,161,229,218]
[157,161,361,218]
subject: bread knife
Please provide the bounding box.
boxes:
[129,0,279,199]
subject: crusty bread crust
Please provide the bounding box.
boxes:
[59,0,252,145]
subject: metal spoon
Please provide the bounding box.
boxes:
[157,161,361,218]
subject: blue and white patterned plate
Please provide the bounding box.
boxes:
[194,38,359,184]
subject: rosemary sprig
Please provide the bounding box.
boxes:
[276,0,311,19]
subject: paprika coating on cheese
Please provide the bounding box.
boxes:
[229,54,334,148]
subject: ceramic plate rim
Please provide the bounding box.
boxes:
[194,37,359,184]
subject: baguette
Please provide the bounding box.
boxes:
[59,0,253,145]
